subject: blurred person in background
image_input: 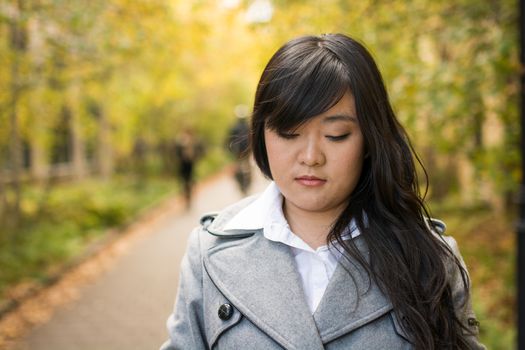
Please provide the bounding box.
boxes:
[227,104,252,195]
[174,128,204,209]
[161,34,485,349]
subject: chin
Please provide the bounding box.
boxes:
[299,202,330,213]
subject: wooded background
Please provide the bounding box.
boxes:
[0,0,518,221]
[0,0,518,347]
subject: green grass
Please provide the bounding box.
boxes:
[0,175,179,306]
[430,201,516,350]
[0,151,230,308]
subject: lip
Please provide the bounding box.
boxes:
[295,175,326,187]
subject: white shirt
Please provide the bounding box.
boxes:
[224,182,360,313]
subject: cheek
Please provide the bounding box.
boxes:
[339,143,365,177]
[266,144,288,173]
[264,140,283,175]
[264,134,290,168]
[339,157,362,179]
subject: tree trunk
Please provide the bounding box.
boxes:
[8,66,22,221]
[6,0,28,225]
[96,107,114,179]
[68,81,87,180]
[30,135,47,181]
[29,12,48,183]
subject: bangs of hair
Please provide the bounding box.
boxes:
[262,46,350,132]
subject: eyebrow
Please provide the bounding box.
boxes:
[322,114,358,124]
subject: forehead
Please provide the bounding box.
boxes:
[314,91,357,124]
[325,91,356,114]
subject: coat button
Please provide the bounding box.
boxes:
[467,317,480,327]
[218,303,233,320]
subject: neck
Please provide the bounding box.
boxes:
[282,202,343,250]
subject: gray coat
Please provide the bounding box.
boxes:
[161,196,485,350]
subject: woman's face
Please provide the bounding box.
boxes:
[264,91,365,221]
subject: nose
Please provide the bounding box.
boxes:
[299,137,325,167]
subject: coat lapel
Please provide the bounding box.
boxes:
[313,236,393,343]
[203,230,324,350]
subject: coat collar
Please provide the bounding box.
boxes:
[201,194,393,348]
[203,227,393,349]
[204,231,324,350]
[313,236,393,343]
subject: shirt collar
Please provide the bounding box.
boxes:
[223,181,281,231]
[223,182,361,251]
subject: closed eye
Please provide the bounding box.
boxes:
[326,133,350,141]
[277,131,299,140]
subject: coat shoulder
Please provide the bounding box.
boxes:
[193,195,261,251]
[203,194,259,232]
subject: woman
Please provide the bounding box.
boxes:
[161,34,485,349]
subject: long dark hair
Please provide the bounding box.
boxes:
[251,34,472,349]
